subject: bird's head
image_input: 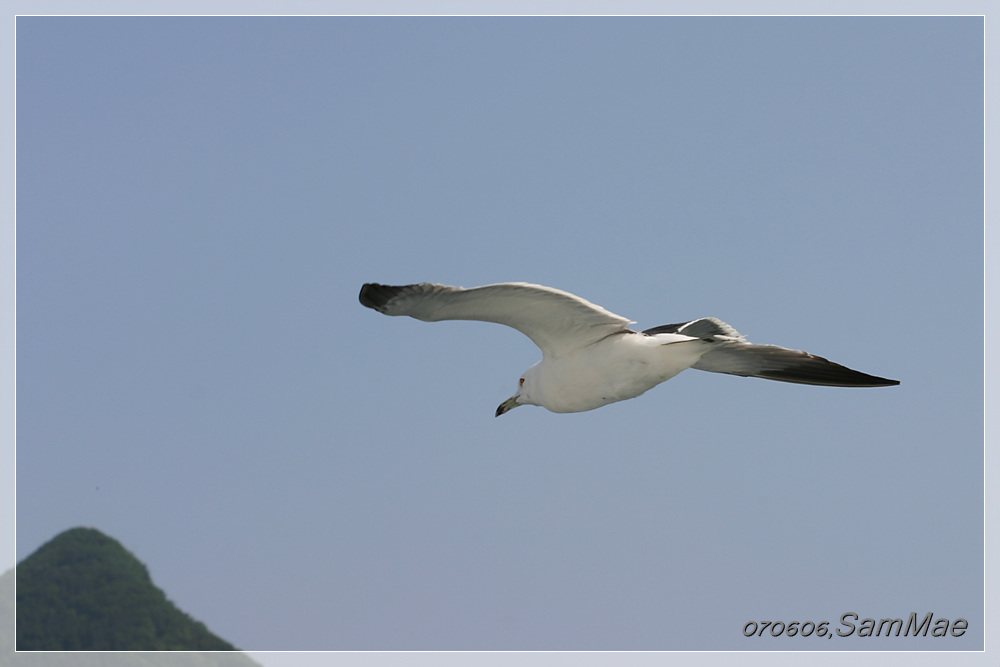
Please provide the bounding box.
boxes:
[495,368,539,417]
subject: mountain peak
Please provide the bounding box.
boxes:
[16,527,240,651]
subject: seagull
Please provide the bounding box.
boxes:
[359,282,899,416]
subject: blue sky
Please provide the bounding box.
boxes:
[11,11,987,661]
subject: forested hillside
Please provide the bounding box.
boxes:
[15,527,239,652]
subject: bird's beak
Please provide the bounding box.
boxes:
[495,396,519,417]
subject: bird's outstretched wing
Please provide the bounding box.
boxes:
[692,340,899,387]
[359,282,633,357]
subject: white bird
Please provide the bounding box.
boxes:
[359,282,899,416]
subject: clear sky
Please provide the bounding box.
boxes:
[11,8,987,663]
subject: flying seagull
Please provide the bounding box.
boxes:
[359,282,899,416]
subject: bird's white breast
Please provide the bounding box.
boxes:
[529,332,709,413]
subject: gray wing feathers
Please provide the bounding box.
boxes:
[359,282,633,356]
[692,343,900,387]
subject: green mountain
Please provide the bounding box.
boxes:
[10,527,257,662]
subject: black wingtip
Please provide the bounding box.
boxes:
[852,377,900,387]
[819,364,901,388]
[359,283,396,311]
[358,283,378,309]
[760,364,900,388]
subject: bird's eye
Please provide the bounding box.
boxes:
[519,378,525,386]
